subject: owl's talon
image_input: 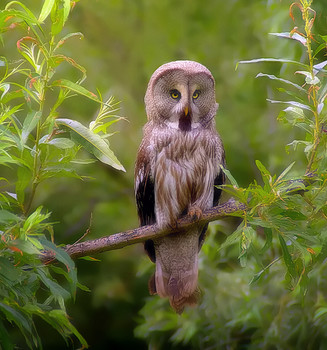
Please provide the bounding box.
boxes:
[188,206,203,221]
[168,220,178,229]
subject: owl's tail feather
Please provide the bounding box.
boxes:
[152,230,200,313]
[169,285,201,314]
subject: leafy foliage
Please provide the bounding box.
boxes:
[136,1,327,348]
[0,0,124,348]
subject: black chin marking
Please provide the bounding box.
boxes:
[179,114,191,132]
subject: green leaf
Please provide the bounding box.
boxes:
[40,137,75,149]
[219,222,244,251]
[22,111,41,145]
[220,165,239,187]
[0,302,31,333]
[276,162,295,182]
[37,268,71,305]
[313,60,327,73]
[38,0,55,22]
[11,239,41,255]
[62,0,70,26]
[278,234,297,279]
[269,32,307,46]
[278,106,312,133]
[267,99,313,112]
[0,257,21,282]
[256,73,306,92]
[16,166,32,205]
[236,58,308,70]
[51,79,99,101]
[54,32,84,51]
[255,160,271,188]
[56,118,125,171]
[295,71,320,85]
[48,309,88,347]
[0,210,20,224]
[50,1,64,35]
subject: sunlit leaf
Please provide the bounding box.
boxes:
[38,0,55,22]
[313,60,327,74]
[54,32,84,51]
[269,32,307,46]
[51,79,99,101]
[295,70,320,85]
[56,118,125,171]
[267,99,313,112]
[21,111,41,145]
[256,73,306,92]
[236,58,308,70]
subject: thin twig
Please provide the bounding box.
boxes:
[41,198,246,264]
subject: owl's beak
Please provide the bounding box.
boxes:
[184,106,189,117]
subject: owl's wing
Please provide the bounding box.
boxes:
[135,140,156,263]
[213,153,226,207]
[198,145,226,250]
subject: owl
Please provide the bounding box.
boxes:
[135,60,225,313]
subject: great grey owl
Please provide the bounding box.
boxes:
[135,60,225,313]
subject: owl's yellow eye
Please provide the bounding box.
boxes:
[192,90,200,100]
[170,89,181,100]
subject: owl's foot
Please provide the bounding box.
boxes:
[187,206,203,221]
[168,220,178,229]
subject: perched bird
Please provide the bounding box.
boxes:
[135,60,225,313]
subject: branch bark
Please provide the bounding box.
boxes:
[41,198,246,264]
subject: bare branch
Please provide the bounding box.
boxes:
[41,198,246,264]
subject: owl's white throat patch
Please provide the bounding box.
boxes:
[166,120,201,131]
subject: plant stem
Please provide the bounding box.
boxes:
[301,0,320,173]
[25,40,53,214]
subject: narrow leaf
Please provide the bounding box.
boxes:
[276,162,295,182]
[313,60,327,74]
[236,58,308,70]
[220,165,239,187]
[267,99,313,112]
[62,0,70,25]
[256,73,306,92]
[54,32,84,51]
[41,137,75,149]
[278,234,297,279]
[38,0,55,22]
[51,79,99,102]
[21,111,41,145]
[295,71,320,85]
[56,118,125,171]
[269,32,307,46]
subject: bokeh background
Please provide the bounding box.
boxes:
[2,0,327,348]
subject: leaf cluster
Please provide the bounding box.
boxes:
[1,0,124,347]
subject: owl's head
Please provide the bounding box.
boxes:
[145,60,218,131]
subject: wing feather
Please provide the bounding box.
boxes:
[135,140,156,262]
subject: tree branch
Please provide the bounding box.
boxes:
[41,198,246,264]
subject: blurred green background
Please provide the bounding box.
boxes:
[2,0,327,348]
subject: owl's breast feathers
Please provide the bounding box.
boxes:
[135,124,225,258]
[152,127,223,228]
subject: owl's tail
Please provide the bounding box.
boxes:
[151,229,200,314]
